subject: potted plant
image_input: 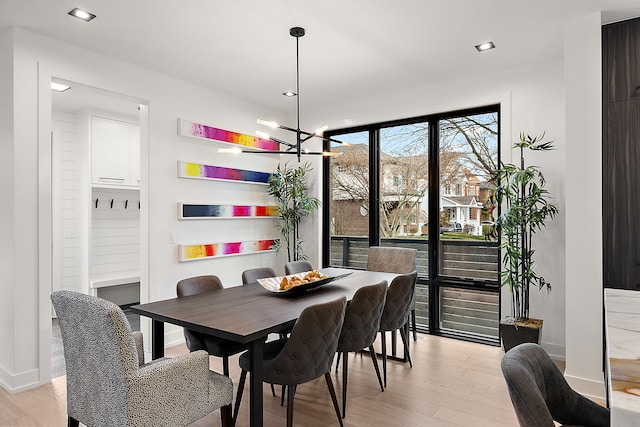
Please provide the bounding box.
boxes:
[267,162,321,262]
[495,132,558,352]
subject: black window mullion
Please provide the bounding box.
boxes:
[369,128,380,247]
[428,119,440,334]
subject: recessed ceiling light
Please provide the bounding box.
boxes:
[475,41,495,52]
[282,91,297,97]
[51,82,70,92]
[68,8,96,22]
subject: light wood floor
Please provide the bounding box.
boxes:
[0,334,520,426]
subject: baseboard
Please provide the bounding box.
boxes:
[0,364,41,393]
[565,373,607,401]
[165,329,184,349]
[540,341,565,360]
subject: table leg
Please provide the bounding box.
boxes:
[151,319,165,359]
[249,339,264,427]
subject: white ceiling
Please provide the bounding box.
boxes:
[3,0,640,114]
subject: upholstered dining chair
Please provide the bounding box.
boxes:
[284,260,313,275]
[367,246,419,341]
[242,267,277,285]
[378,271,418,387]
[501,343,610,427]
[233,297,347,427]
[336,281,387,418]
[51,290,233,427]
[177,275,248,377]
[241,266,280,398]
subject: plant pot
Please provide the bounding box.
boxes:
[500,317,542,352]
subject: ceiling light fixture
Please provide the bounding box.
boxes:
[221,27,350,161]
[68,8,96,22]
[51,82,70,92]
[475,41,495,52]
[282,91,297,97]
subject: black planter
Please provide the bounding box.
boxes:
[500,317,542,352]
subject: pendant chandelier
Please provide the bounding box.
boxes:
[220,27,350,161]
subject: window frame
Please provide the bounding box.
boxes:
[322,104,501,344]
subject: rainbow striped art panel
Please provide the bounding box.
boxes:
[179,239,277,262]
[178,161,271,185]
[179,203,279,219]
[178,118,279,151]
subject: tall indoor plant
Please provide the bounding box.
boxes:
[267,162,321,262]
[496,132,558,351]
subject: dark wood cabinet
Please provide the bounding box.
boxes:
[603,17,640,290]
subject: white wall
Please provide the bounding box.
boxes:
[564,12,605,399]
[0,28,16,390]
[1,27,288,392]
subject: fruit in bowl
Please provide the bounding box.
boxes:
[279,270,328,291]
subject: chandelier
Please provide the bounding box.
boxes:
[221,27,350,161]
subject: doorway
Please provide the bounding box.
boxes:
[49,78,146,377]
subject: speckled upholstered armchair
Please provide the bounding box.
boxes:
[51,290,233,427]
[501,343,610,427]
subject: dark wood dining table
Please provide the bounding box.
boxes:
[130,267,398,427]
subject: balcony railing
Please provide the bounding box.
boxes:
[330,235,500,340]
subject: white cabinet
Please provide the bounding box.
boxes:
[91,116,140,187]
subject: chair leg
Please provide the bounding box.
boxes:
[335,351,341,373]
[341,351,348,418]
[325,372,344,427]
[270,383,276,397]
[411,309,417,341]
[232,370,247,426]
[368,344,384,392]
[68,416,79,427]
[399,326,413,368]
[381,331,387,388]
[286,384,297,427]
[220,404,233,427]
[281,385,286,406]
[391,328,397,357]
[223,356,230,377]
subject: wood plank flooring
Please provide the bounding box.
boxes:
[1,334,520,426]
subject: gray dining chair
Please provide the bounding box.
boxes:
[233,297,347,427]
[336,281,387,418]
[501,343,609,427]
[51,290,233,427]
[242,267,276,285]
[378,271,418,387]
[177,275,248,377]
[241,266,280,398]
[367,246,419,342]
[284,260,313,275]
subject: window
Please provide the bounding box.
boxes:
[323,105,500,344]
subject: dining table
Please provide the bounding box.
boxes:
[130,267,399,427]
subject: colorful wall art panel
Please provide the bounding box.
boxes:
[178,118,278,151]
[178,161,271,184]
[179,239,276,261]
[179,203,278,219]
